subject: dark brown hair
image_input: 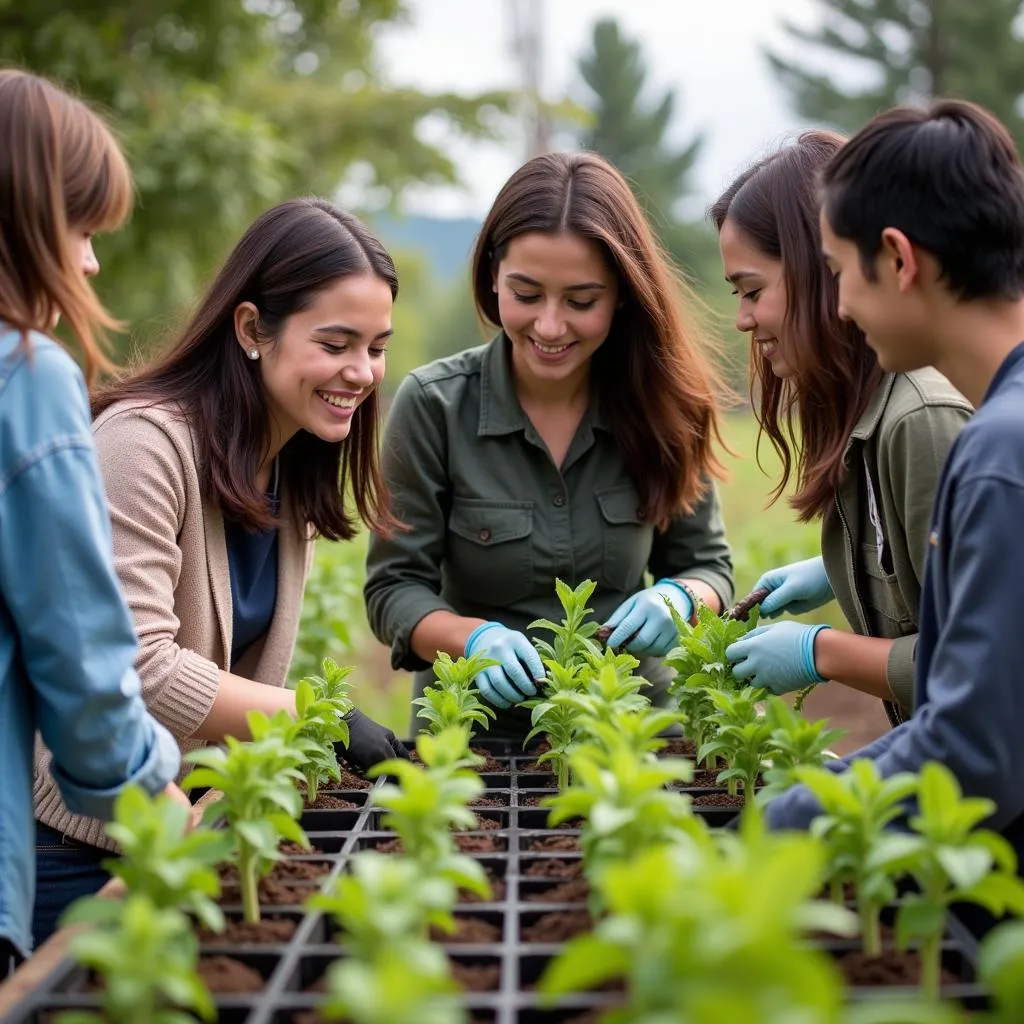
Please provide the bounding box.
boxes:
[93,198,398,540]
[709,131,883,522]
[472,151,727,528]
[822,99,1024,301]
[0,68,133,384]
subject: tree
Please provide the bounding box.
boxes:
[768,0,1024,150]
[0,0,508,353]
[574,17,719,285]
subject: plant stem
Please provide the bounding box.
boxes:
[744,770,757,805]
[727,776,738,798]
[306,768,319,805]
[920,929,942,1001]
[860,901,882,958]
[239,846,261,924]
[557,756,570,793]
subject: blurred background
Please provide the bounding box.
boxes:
[10,0,1018,748]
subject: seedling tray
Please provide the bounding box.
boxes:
[1,737,988,1023]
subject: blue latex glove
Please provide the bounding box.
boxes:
[602,578,693,658]
[725,621,831,694]
[755,556,834,618]
[464,622,543,709]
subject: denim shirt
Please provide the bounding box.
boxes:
[0,328,179,955]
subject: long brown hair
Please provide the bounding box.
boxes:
[0,69,132,384]
[709,131,883,522]
[472,151,727,528]
[93,198,398,541]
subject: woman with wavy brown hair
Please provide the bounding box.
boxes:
[711,130,971,722]
[365,150,734,735]
[0,69,184,970]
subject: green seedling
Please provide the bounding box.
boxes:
[977,918,1024,1023]
[98,784,232,933]
[699,686,773,801]
[523,660,590,790]
[757,697,847,803]
[895,762,1024,1000]
[559,661,651,723]
[294,678,351,804]
[413,651,498,736]
[796,759,920,959]
[529,577,602,668]
[578,704,686,762]
[57,894,213,1024]
[183,709,310,923]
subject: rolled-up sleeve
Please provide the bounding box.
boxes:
[649,482,734,607]
[365,374,455,671]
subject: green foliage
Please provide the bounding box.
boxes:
[767,0,1024,155]
[523,661,590,791]
[183,710,310,922]
[413,651,497,736]
[0,1,510,341]
[699,686,773,802]
[979,919,1024,1022]
[529,578,602,668]
[97,785,232,934]
[293,669,352,804]
[58,894,213,1024]
[758,698,847,802]
[539,813,855,1023]
[796,759,921,957]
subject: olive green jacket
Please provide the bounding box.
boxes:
[364,336,734,731]
[820,369,971,722]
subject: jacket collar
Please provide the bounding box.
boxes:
[847,372,897,448]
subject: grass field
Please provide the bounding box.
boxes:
[297,412,875,741]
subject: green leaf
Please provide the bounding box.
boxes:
[537,934,630,998]
[895,898,946,949]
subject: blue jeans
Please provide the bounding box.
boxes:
[32,821,111,947]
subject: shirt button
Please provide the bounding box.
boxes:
[553,494,566,507]
[478,528,491,541]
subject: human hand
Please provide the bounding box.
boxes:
[602,578,693,658]
[342,709,410,771]
[464,622,543,709]
[161,782,194,827]
[755,556,834,617]
[725,621,830,694]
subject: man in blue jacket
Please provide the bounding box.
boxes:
[761,99,1024,899]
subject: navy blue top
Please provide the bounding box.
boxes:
[767,343,1024,877]
[225,480,280,667]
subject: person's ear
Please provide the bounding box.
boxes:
[880,227,919,293]
[234,302,262,358]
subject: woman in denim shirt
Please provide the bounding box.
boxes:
[0,70,183,971]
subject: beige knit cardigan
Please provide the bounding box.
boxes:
[33,400,313,849]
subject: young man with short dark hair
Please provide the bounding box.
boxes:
[765,100,1024,896]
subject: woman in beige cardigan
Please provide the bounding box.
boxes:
[31,197,408,943]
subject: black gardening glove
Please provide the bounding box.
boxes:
[340,709,410,772]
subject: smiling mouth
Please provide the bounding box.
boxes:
[530,338,576,355]
[316,390,359,410]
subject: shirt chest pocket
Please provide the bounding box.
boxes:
[596,486,651,593]
[447,499,535,606]
[860,541,915,632]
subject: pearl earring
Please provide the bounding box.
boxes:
[247,348,260,361]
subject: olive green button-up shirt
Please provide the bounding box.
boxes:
[364,335,734,713]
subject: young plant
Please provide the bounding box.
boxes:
[368,726,491,900]
[578,704,686,762]
[530,577,601,668]
[100,784,233,933]
[560,659,651,724]
[539,811,855,1024]
[412,651,497,736]
[699,686,773,801]
[183,709,310,923]
[978,918,1024,1023]
[795,759,920,958]
[757,697,847,802]
[293,677,351,804]
[523,660,589,790]
[895,761,1024,1000]
[58,894,214,1024]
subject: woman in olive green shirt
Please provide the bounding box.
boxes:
[713,131,972,724]
[365,151,734,736]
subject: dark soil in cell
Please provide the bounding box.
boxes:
[658,737,696,757]
[459,878,507,904]
[197,916,297,944]
[471,748,508,773]
[684,769,725,788]
[456,833,505,852]
[196,954,266,993]
[336,766,372,789]
[304,793,358,809]
[217,873,320,907]
[523,877,591,904]
[280,840,322,855]
[218,859,331,889]
[469,795,508,808]
[451,960,502,991]
[371,837,404,853]
[524,858,584,879]
[429,916,502,944]
[518,759,553,774]
[835,949,960,987]
[456,814,502,831]
[526,834,580,852]
[522,910,593,942]
[519,794,554,807]
[690,791,745,809]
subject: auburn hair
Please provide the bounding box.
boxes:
[0,69,133,384]
[93,198,399,541]
[709,131,883,521]
[472,151,728,529]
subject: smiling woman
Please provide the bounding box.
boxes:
[30,198,411,946]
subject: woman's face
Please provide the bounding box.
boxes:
[718,217,795,379]
[493,231,620,391]
[51,226,100,328]
[238,272,393,447]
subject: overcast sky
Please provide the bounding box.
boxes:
[377,0,830,218]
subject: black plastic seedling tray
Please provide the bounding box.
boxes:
[2,737,988,1023]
